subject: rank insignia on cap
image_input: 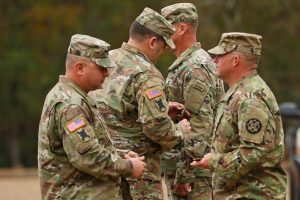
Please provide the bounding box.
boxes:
[246,118,262,134]
[145,87,162,99]
[67,117,86,133]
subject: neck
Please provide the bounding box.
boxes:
[127,37,156,63]
[174,34,197,57]
[65,71,87,94]
[227,68,256,87]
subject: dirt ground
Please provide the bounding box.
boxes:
[0,168,40,200]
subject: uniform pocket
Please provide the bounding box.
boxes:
[185,78,210,113]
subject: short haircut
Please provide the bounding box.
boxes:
[129,21,164,42]
[240,52,260,65]
[65,53,90,68]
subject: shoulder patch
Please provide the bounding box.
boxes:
[67,117,86,133]
[155,98,166,112]
[239,99,269,144]
[145,87,162,99]
[246,118,262,134]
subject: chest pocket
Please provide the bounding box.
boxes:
[214,106,237,153]
[185,77,210,114]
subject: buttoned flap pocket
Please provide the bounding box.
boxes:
[239,99,269,144]
[185,77,210,113]
[64,114,97,154]
[185,136,210,159]
[213,107,236,150]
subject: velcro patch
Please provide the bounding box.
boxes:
[155,98,166,112]
[76,129,91,142]
[145,87,162,99]
[246,118,262,134]
[67,117,86,133]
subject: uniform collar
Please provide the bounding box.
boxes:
[222,70,258,102]
[121,42,154,65]
[168,42,201,72]
[59,75,96,107]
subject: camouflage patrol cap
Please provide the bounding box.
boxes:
[161,3,198,24]
[68,34,116,68]
[135,7,176,49]
[208,32,262,56]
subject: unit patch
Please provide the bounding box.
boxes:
[145,87,162,99]
[155,98,166,112]
[76,129,91,142]
[246,118,262,134]
[67,117,86,133]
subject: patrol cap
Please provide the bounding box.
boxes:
[208,32,262,56]
[135,7,176,49]
[68,34,116,68]
[161,3,198,24]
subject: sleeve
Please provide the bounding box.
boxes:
[208,98,273,188]
[56,104,132,179]
[175,67,213,183]
[136,75,184,151]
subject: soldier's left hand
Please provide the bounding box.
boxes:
[190,153,214,169]
[168,102,191,121]
[124,151,139,159]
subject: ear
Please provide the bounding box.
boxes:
[179,23,188,35]
[74,62,85,76]
[232,54,240,67]
[148,37,158,50]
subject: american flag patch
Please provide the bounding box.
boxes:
[145,88,162,99]
[67,118,86,133]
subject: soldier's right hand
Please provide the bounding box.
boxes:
[178,119,191,135]
[129,156,147,178]
[173,182,191,197]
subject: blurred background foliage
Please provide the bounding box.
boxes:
[0,0,299,167]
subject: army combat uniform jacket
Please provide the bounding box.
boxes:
[38,76,132,200]
[162,43,224,182]
[90,43,184,182]
[208,71,286,199]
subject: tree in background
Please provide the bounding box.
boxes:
[0,0,299,167]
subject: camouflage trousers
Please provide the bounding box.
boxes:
[121,178,163,200]
[165,175,212,200]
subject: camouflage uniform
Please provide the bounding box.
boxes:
[90,8,184,200]
[38,35,132,200]
[207,33,287,199]
[161,4,224,200]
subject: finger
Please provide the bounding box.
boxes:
[137,156,145,161]
[186,186,191,193]
[180,119,187,124]
[128,151,137,157]
[124,154,131,159]
[190,161,200,167]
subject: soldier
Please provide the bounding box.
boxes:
[38,34,146,200]
[191,32,287,199]
[160,3,224,200]
[89,7,191,200]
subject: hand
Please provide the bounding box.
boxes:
[190,153,214,169]
[178,119,191,135]
[168,102,191,121]
[129,156,147,178]
[123,151,138,159]
[173,182,191,197]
